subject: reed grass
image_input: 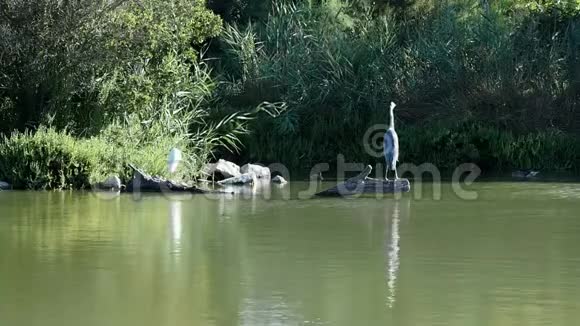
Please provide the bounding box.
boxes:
[212,0,580,172]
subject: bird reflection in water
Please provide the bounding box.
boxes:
[169,200,183,254]
[385,199,409,308]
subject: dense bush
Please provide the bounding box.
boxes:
[0,0,276,189]
[0,127,98,190]
[0,0,222,133]
[0,0,113,133]
[93,0,222,132]
[0,0,264,189]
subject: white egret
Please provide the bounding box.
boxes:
[167,147,183,173]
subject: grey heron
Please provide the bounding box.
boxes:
[384,102,399,180]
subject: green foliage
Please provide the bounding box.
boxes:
[0,127,96,190]
[0,0,257,190]
[0,124,186,190]
[400,122,580,172]
[93,0,222,131]
[107,0,221,59]
[2,0,580,184]
[207,0,274,22]
[512,0,580,16]
[0,91,284,190]
[213,1,580,171]
[0,0,116,133]
[0,0,222,133]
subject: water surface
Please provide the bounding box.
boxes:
[1,182,580,326]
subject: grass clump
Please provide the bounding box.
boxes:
[0,125,186,190]
[0,127,97,190]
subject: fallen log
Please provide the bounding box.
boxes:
[126,164,215,194]
[218,173,257,186]
[315,165,410,197]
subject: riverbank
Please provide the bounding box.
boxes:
[1,124,578,191]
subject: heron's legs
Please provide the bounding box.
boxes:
[393,162,399,180]
[385,166,390,181]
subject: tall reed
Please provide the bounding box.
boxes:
[212,1,580,172]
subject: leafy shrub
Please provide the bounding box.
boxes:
[93,0,222,131]
[0,0,222,134]
[0,127,96,190]
[0,0,115,133]
[0,123,194,190]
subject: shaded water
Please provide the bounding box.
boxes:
[1,182,580,326]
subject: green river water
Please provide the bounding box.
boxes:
[1,181,580,326]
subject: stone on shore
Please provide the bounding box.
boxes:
[202,159,241,180]
[218,173,257,186]
[0,181,11,190]
[241,164,270,179]
[272,175,288,184]
[94,175,122,191]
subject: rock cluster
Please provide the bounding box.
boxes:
[203,160,288,186]
[90,160,288,192]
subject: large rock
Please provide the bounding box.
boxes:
[0,181,11,190]
[203,159,241,180]
[241,164,270,179]
[217,173,257,186]
[94,176,122,191]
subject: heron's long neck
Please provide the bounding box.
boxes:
[389,109,395,129]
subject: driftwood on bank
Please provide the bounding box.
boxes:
[217,173,257,186]
[126,164,209,193]
[315,165,411,197]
